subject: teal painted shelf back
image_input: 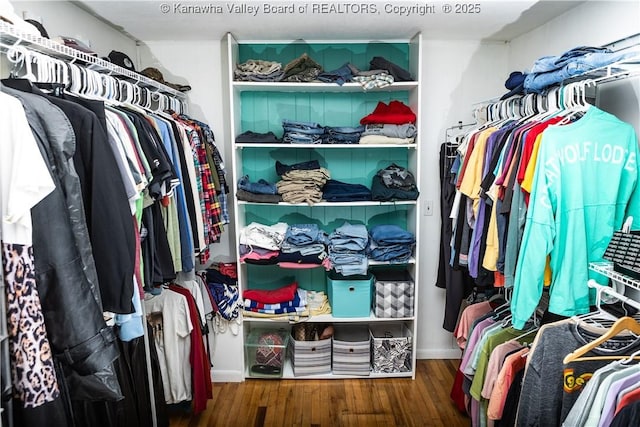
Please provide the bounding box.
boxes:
[237,42,411,72]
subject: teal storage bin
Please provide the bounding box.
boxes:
[327,271,373,318]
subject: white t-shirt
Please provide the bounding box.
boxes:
[144,289,193,404]
[0,92,55,244]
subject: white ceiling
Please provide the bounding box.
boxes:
[72,0,583,42]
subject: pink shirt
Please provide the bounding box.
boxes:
[455,301,493,350]
[487,347,529,421]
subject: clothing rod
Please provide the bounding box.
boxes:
[0,21,186,99]
[588,279,640,312]
[604,32,640,51]
[446,121,476,131]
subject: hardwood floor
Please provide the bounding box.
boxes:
[169,360,468,427]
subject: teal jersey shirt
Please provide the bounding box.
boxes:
[512,107,640,329]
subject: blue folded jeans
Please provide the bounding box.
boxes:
[284,224,328,246]
[283,132,322,144]
[281,242,326,255]
[317,63,354,85]
[530,46,613,73]
[329,239,368,252]
[369,224,415,245]
[367,244,413,262]
[238,175,278,195]
[334,260,369,276]
[330,222,369,240]
[282,119,325,135]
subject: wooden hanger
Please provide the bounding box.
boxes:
[563,316,640,364]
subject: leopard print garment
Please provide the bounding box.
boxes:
[3,243,60,407]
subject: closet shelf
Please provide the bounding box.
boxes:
[589,261,640,291]
[245,359,413,380]
[240,257,416,267]
[236,143,418,149]
[0,21,186,98]
[563,56,640,85]
[233,81,418,93]
[243,313,416,324]
[237,200,418,207]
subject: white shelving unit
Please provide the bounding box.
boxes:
[227,32,422,380]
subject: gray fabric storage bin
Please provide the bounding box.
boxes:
[289,335,332,376]
[332,325,370,376]
[373,270,414,318]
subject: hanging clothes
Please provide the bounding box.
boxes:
[512,106,640,328]
[2,42,227,424]
[2,79,137,314]
[1,84,122,426]
[0,91,59,408]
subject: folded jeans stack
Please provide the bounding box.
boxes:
[279,224,330,269]
[371,163,419,201]
[323,125,364,144]
[237,175,282,203]
[234,59,284,82]
[317,62,354,85]
[328,222,369,276]
[282,119,325,144]
[276,160,331,205]
[367,224,415,263]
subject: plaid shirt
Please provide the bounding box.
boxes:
[172,114,227,262]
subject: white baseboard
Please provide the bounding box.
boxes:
[416,348,462,359]
[211,369,244,383]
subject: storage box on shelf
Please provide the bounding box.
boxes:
[373,269,415,318]
[333,324,371,376]
[289,323,333,376]
[289,335,332,376]
[370,323,412,373]
[327,271,374,318]
[245,327,289,378]
[227,32,422,380]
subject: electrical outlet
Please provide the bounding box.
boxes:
[424,200,433,216]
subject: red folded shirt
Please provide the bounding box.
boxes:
[360,100,416,125]
[243,281,298,304]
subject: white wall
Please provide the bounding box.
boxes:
[418,40,509,358]
[10,0,138,62]
[508,0,640,71]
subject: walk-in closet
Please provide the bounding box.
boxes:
[1,1,639,426]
